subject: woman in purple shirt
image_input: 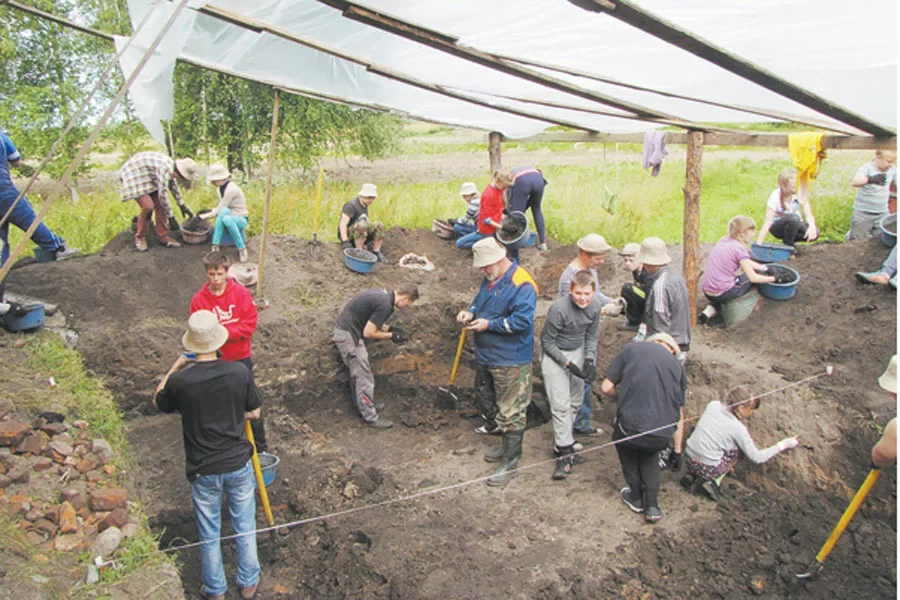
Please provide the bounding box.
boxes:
[699,216,775,323]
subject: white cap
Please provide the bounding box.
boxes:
[636,237,671,266]
[358,183,378,198]
[472,237,507,268]
[879,355,897,393]
[460,182,478,196]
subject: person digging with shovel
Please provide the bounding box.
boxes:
[457,237,537,486]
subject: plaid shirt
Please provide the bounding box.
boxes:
[119,151,184,218]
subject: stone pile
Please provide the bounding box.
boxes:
[0,414,141,558]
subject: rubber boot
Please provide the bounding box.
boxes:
[552,444,575,480]
[486,431,523,486]
[484,435,507,463]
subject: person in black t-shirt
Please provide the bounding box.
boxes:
[338,182,387,263]
[154,310,262,600]
[600,333,686,525]
[332,284,420,429]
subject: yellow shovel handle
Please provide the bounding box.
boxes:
[245,420,275,527]
[815,468,881,563]
[449,328,466,386]
[313,167,324,233]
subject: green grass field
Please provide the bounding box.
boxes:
[6,132,871,255]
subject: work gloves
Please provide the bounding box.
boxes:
[566,362,584,379]
[581,359,597,383]
[168,216,180,231]
[391,327,406,345]
[776,437,799,452]
[867,172,887,186]
[671,451,683,472]
[341,240,353,251]
[179,204,194,219]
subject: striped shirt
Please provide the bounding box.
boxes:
[459,194,481,226]
[119,151,184,218]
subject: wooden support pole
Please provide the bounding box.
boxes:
[488,131,502,172]
[683,130,703,328]
[256,88,281,299]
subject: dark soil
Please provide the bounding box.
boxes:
[4,228,896,599]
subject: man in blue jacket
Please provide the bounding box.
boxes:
[457,237,538,486]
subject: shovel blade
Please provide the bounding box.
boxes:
[796,559,823,580]
[435,387,459,410]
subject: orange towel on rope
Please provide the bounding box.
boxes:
[788,132,826,192]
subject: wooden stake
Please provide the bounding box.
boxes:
[489,131,502,172]
[256,88,281,299]
[683,130,703,327]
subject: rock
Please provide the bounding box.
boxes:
[15,432,48,455]
[61,489,85,510]
[0,420,32,447]
[52,432,75,447]
[43,508,58,525]
[32,457,54,471]
[75,455,99,474]
[34,519,57,536]
[88,487,127,511]
[7,468,29,484]
[55,532,84,552]
[98,508,128,532]
[748,574,767,595]
[26,532,45,546]
[72,420,88,429]
[86,469,103,483]
[7,494,30,515]
[92,526,122,558]
[39,422,68,436]
[25,509,42,522]
[0,398,13,419]
[91,439,113,464]
[0,475,10,489]
[121,522,140,539]
[85,564,99,585]
[58,501,78,534]
[48,440,73,463]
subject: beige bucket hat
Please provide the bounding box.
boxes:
[473,237,507,268]
[636,237,671,266]
[460,182,479,196]
[206,164,230,183]
[621,242,641,257]
[358,183,378,198]
[182,310,228,354]
[646,332,682,359]
[577,233,612,254]
[879,355,897,393]
[175,158,198,183]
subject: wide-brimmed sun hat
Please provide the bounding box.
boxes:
[636,237,671,266]
[577,233,612,255]
[206,163,230,183]
[358,183,378,198]
[460,182,479,196]
[646,332,682,360]
[621,242,641,257]
[175,158,198,183]
[879,355,897,393]
[182,310,228,354]
[473,237,507,268]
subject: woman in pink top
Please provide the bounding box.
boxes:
[699,216,775,323]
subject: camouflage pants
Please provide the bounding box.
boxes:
[477,364,532,433]
[349,220,385,244]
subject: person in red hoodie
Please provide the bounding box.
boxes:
[189,251,268,452]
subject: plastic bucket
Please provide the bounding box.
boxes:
[720,289,759,328]
[255,452,280,488]
[880,214,897,248]
[750,242,793,263]
[758,265,800,300]
[344,248,377,273]
[2,303,45,332]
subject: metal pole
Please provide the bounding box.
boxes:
[256,88,281,299]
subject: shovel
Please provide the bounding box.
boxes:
[796,468,881,580]
[245,420,276,539]
[308,167,324,259]
[437,328,466,409]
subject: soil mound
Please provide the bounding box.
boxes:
[4,228,896,599]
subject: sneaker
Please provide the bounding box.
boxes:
[367,418,393,430]
[617,322,640,332]
[210,245,220,253]
[238,248,249,263]
[856,270,890,285]
[573,427,602,437]
[239,576,260,600]
[537,243,549,252]
[55,247,80,260]
[475,424,500,435]
[620,487,643,513]
[375,251,388,264]
[135,239,148,252]
[644,506,664,524]
[164,240,182,248]
[554,442,584,456]
[700,479,720,502]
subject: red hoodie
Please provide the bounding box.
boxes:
[190,279,258,361]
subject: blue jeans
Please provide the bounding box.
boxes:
[573,380,593,433]
[453,222,476,237]
[456,231,488,249]
[191,461,260,597]
[0,194,65,267]
[212,207,248,250]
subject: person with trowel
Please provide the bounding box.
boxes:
[448,181,481,237]
[332,284,420,429]
[541,270,602,480]
[457,237,537,486]
[681,384,800,502]
[119,151,196,252]
[618,242,650,332]
[338,183,387,263]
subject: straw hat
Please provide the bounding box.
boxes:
[206,164,230,183]
[577,233,612,254]
[646,332,682,360]
[621,242,641,257]
[879,355,897,393]
[358,183,378,198]
[473,237,507,268]
[175,158,198,183]
[182,310,228,354]
[636,237,671,266]
[460,182,479,196]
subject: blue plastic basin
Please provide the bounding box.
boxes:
[2,303,45,332]
[758,265,800,301]
[344,248,377,273]
[750,242,793,263]
[255,452,280,488]
[880,214,897,248]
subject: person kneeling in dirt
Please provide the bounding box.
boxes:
[681,385,799,502]
[119,151,197,252]
[871,356,897,468]
[601,333,686,524]
[856,244,897,289]
[457,237,537,486]
[541,270,601,480]
[457,170,512,250]
[618,242,649,332]
[188,251,268,453]
[847,149,896,241]
[447,181,481,237]
[634,238,691,360]
[199,164,250,263]
[757,169,819,247]
[332,284,420,429]
[154,310,262,600]
[339,183,387,263]
[699,216,776,325]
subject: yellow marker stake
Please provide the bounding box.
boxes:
[244,420,275,528]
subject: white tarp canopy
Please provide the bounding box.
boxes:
[119,0,897,146]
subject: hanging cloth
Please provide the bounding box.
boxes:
[642,131,668,177]
[788,132,826,193]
